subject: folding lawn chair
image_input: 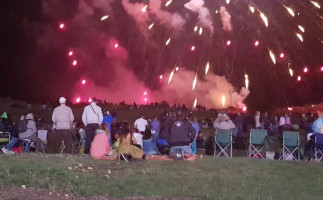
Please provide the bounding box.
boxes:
[0,131,10,145]
[248,129,267,159]
[214,128,232,158]
[280,131,300,161]
[315,134,323,162]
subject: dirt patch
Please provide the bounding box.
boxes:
[0,185,201,200]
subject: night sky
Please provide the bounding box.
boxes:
[0,0,322,110]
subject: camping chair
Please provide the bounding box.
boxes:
[0,131,10,145]
[315,134,323,162]
[214,128,232,158]
[248,129,267,159]
[280,131,300,161]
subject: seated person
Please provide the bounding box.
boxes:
[90,123,111,159]
[2,113,42,154]
[213,113,235,130]
[118,129,144,160]
[142,129,157,155]
[168,111,196,159]
[132,128,143,148]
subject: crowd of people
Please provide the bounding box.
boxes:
[1,97,323,161]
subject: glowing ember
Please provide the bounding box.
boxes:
[222,95,226,107]
[285,6,295,17]
[159,75,163,79]
[76,97,81,103]
[114,43,119,48]
[254,41,259,47]
[269,50,276,64]
[191,46,196,51]
[226,0,230,4]
[144,91,147,95]
[141,5,148,12]
[68,51,73,56]
[165,38,171,45]
[289,68,294,77]
[310,1,321,9]
[168,69,174,84]
[249,6,255,13]
[245,74,249,90]
[303,67,309,73]
[298,25,305,33]
[148,22,155,30]
[175,66,179,71]
[199,27,203,35]
[101,15,109,21]
[205,62,210,75]
[144,97,148,102]
[193,97,197,108]
[192,74,197,90]
[165,0,172,7]
[321,66,323,72]
[81,80,86,85]
[260,12,269,27]
[296,33,303,42]
[59,23,65,29]
[242,106,247,112]
[287,107,294,111]
[297,76,302,81]
[72,60,78,66]
[194,25,198,32]
[280,53,285,58]
[88,98,92,103]
[226,40,231,46]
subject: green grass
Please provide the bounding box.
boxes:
[0,154,322,199]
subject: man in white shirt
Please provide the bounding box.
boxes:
[134,115,148,133]
[82,97,103,154]
[52,97,74,153]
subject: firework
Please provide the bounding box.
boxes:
[192,74,197,90]
[249,6,255,13]
[193,97,197,108]
[296,33,304,42]
[320,66,323,72]
[72,60,78,66]
[81,79,86,85]
[144,91,147,95]
[260,12,269,27]
[159,75,163,79]
[298,25,305,32]
[148,22,155,30]
[165,38,171,45]
[245,74,249,90]
[76,97,81,103]
[226,40,231,46]
[165,0,173,7]
[310,1,321,9]
[285,6,295,17]
[269,50,276,64]
[280,53,285,58]
[144,97,148,102]
[226,0,230,4]
[68,51,73,56]
[297,76,302,81]
[101,15,109,21]
[222,95,226,107]
[175,66,179,71]
[199,27,203,35]
[205,62,210,75]
[303,67,309,73]
[243,106,247,112]
[191,46,196,51]
[59,23,65,29]
[88,98,92,103]
[254,41,259,47]
[114,43,119,48]
[168,69,174,84]
[289,68,294,77]
[194,25,198,32]
[141,5,148,13]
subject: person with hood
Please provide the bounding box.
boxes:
[52,97,74,154]
[2,113,42,154]
[82,97,103,154]
[213,113,235,130]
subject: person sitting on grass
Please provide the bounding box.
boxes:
[142,128,157,155]
[90,123,112,159]
[118,129,144,161]
[168,111,197,159]
[132,128,143,148]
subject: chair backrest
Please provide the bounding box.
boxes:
[215,128,232,145]
[315,134,323,149]
[250,129,267,145]
[38,130,48,141]
[283,131,299,147]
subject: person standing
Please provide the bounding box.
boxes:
[134,115,148,134]
[52,97,74,154]
[82,97,103,154]
[255,111,261,129]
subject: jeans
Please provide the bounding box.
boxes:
[5,137,18,150]
[191,140,197,154]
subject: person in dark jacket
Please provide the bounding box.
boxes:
[168,111,196,158]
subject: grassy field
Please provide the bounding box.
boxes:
[0,154,322,200]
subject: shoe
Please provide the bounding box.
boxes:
[1,147,14,155]
[120,154,129,162]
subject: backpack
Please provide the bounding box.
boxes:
[17,119,28,132]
